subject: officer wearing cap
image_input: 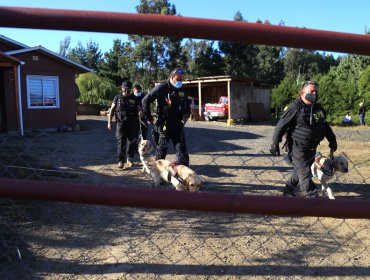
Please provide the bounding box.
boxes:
[133,84,148,140]
[269,81,337,197]
[142,68,191,166]
[108,80,141,169]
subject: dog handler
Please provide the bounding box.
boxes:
[133,84,148,140]
[269,81,337,197]
[108,80,141,169]
[142,68,191,166]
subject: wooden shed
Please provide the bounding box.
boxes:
[182,76,271,122]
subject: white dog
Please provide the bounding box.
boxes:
[150,159,203,192]
[138,137,156,175]
[311,153,349,199]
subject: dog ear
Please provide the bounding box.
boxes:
[339,151,350,160]
[183,177,190,190]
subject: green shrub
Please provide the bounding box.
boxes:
[76,73,119,105]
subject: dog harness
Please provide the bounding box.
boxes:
[167,162,185,185]
[314,152,334,176]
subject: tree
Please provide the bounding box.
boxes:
[316,54,370,119]
[128,0,183,89]
[99,39,135,87]
[67,41,86,65]
[182,40,224,78]
[315,73,339,116]
[358,65,370,105]
[283,48,317,81]
[218,12,258,79]
[271,77,299,116]
[85,41,102,72]
[59,36,71,57]
[255,45,284,86]
[67,40,102,72]
[165,37,187,71]
[76,73,119,105]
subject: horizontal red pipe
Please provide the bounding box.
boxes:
[1,6,370,55]
[0,178,369,219]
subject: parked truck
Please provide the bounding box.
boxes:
[204,96,228,121]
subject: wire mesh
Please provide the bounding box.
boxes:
[1,115,369,279]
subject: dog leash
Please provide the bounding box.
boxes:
[138,117,147,139]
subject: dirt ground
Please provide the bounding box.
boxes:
[1,116,370,280]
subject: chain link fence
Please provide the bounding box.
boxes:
[1,116,370,279]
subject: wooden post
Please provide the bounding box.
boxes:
[198,81,202,118]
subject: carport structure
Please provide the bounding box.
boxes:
[183,75,271,123]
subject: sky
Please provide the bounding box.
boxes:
[0,0,369,56]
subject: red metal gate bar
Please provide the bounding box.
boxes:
[0,178,369,219]
[1,6,370,55]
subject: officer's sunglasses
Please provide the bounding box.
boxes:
[171,68,184,76]
[305,90,318,94]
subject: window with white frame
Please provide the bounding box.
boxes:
[26,75,59,108]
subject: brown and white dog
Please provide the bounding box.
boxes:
[138,137,156,175]
[150,159,203,192]
[311,153,349,199]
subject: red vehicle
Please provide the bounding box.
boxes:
[204,96,228,121]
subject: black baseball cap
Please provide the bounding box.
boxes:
[121,80,132,89]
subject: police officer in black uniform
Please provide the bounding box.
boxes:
[270,81,337,197]
[142,68,191,166]
[108,80,141,169]
[133,84,148,140]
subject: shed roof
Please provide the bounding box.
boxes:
[183,75,270,88]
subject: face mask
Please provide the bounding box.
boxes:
[174,81,182,89]
[305,93,316,103]
[135,92,142,97]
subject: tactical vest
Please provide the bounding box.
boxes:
[292,105,326,147]
[116,95,138,122]
[157,90,187,122]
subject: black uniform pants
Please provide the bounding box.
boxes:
[359,113,365,125]
[284,143,318,197]
[116,117,138,162]
[155,125,189,166]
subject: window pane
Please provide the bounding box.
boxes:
[27,76,59,108]
[43,79,57,106]
[29,78,43,106]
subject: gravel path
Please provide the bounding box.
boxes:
[1,116,369,280]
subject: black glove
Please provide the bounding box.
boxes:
[158,135,167,146]
[182,115,190,125]
[269,143,280,156]
[154,118,163,127]
[151,129,159,145]
[329,141,337,152]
